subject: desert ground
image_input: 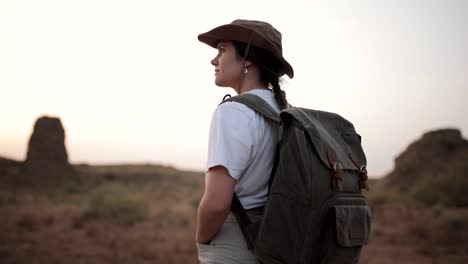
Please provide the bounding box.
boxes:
[1,163,467,264]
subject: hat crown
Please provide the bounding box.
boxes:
[230,19,283,55]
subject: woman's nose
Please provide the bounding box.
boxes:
[211,55,219,66]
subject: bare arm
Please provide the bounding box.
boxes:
[196,165,236,244]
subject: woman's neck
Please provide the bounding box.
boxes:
[234,71,267,94]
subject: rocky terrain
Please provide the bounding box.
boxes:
[0,117,466,263]
[378,129,468,207]
[0,163,203,264]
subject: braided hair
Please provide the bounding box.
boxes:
[232,41,288,110]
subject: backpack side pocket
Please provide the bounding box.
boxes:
[334,205,371,247]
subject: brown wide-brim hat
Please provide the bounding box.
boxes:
[198,19,294,78]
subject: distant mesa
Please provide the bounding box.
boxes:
[19,116,78,188]
[0,156,21,178]
[0,156,21,167]
[382,128,468,206]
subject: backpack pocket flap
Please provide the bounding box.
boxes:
[281,108,365,171]
[305,126,357,170]
[334,205,371,247]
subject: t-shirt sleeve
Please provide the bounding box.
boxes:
[206,102,255,180]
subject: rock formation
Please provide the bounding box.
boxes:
[20,116,78,188]
[0,156,21,179]
[382,128,468,206]
[0,156,21,167]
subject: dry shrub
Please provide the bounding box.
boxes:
[437,210,467,255]
[367,188,402,206]
[443,211,466,232]
[410,170,468,207]
[17,213,36,232]
[432,203,444,217]
[0,192,16,207]
[408,221,431,241]
[81,183,149,226]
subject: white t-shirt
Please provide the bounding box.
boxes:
[206,88,281,209]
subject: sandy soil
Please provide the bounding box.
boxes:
[1,165,467,264]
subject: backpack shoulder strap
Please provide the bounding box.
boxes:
[220,93,280,250]
[221,93,281,124]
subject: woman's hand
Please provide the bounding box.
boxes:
[196,166,236,244]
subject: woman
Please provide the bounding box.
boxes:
[195,19,294,264]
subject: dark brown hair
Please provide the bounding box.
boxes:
[232,41,288,110]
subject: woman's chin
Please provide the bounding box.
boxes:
[214,79,228,87]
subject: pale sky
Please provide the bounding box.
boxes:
[1,0,467,177]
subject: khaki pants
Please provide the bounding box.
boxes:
[197,213,260,264]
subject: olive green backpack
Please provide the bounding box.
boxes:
[222,93,371,264]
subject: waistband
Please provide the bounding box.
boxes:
[246,206,264,215]
[225,206,264,223]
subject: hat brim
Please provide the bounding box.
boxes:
[198,24,294,78]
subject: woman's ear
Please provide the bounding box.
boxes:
[244,60,253,68]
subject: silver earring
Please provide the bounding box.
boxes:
[244,68,248,74]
